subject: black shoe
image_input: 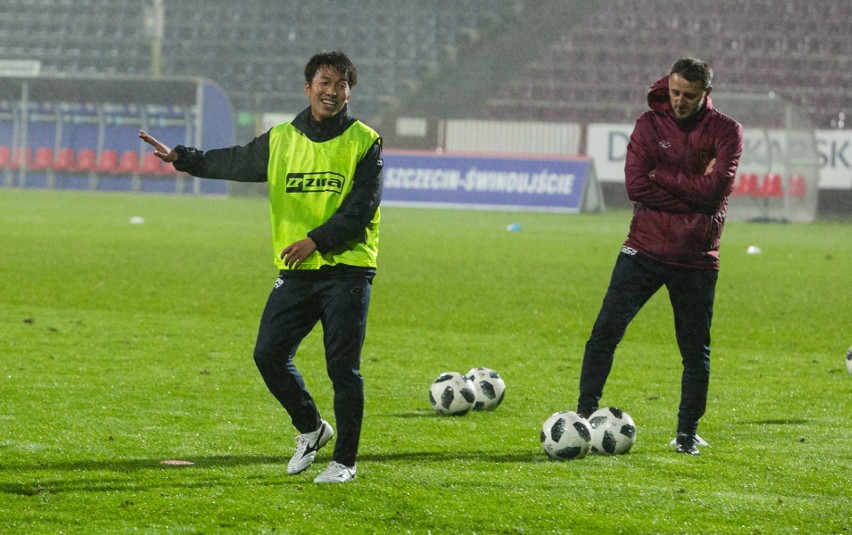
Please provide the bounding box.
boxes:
[576,406,596,420]
[676,433,700,455]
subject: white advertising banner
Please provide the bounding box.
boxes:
[816,129,852,190]
[587,124,852,189]
[585,124,633,183]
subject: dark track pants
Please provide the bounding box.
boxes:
[253,273,372,467]
[577,251,717,435]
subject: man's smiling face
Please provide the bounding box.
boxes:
[305,65,350,122]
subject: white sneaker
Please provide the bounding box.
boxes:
[313,461,357,483]
[286,420,334,475]
[668,434,709,447]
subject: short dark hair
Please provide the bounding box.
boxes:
[304,51,357,88]
[670,57,713,89]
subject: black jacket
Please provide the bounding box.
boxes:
[173,105,383,258]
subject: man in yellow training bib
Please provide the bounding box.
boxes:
[139,51,382,484]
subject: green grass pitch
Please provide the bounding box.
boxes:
[1,189,849,534]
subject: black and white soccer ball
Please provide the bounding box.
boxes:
[540,411,591,460]
[588,407,637,455]
[465,367,506,411]
[846,345,852,375]
[429,372,476,416]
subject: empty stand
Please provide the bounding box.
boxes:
[0,1,848,126]
[484,0,851,127]
[0,0,513,119]
[0,0,847,205]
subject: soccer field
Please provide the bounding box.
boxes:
[1,189,849,534]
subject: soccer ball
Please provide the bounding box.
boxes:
[847,345,852,374]
[465,367,506,411]
[429,372,476,416]
[540,411,591,460]
[588,407,637,455]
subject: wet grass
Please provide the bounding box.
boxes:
[1,189,849,534]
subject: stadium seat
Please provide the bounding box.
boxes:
[10,148,32,170]
[3,0,852,130]
[733,172,759,196]
[52,148,75,172]
[159,158,182,176]
[95,149,119,173]
[759,173,783,198]
[140,152,166,175]
[789,174,807,198]
[30,147,54,170]
[117,150,139,174]
[74,148,97,172]
[0,146,10,168]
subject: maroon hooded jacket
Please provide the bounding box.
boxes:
[623,76,744,270]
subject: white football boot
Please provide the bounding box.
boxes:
[313,461,357,483]
[286,420,334,475]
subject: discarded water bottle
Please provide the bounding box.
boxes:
[506,223,522,232]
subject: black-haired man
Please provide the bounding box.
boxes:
[140,51,382,482]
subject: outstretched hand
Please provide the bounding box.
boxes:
[138,130,178,162]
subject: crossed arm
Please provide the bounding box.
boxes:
[624,117,742,214]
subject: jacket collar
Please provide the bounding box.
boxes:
[291,104,357,142]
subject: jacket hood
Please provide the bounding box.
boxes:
[647,75,714,120]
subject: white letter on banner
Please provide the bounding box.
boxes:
[506,172,530,193]
[462,167,475,191]
[529,171,575,195]
[386,167,461,190]
[562,174,575,194]
[461,165,577,194]
[816,130,852,188]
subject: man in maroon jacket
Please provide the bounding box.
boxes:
[577,58,744,455]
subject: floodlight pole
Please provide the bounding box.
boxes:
[145,0,164,78]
